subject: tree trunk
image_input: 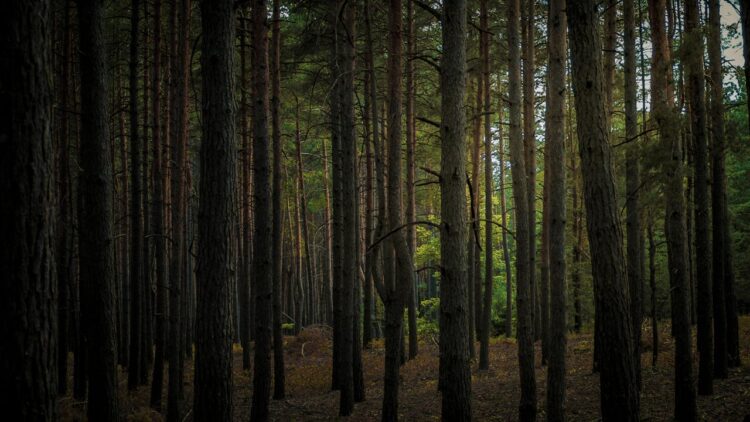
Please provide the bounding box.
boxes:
[150,0,168,408]
[509,0,536,418]
[545,0,567,417]
[166,1,190,420]
[741,0,749,127]
[77,0,120,417]
[128,0,144,391]
[239,2,252,371]
[194,0,236,419]
[1,0,57,418]
[522,0,538,342]
[568,0,640,419]
[498,102,513,338]
[478,0,493,371]
[271,0,286,400]
[647,0,697,418]
[468,76,481,359]
[708,0,727,379]
[684,0,713,395]
[363,53,375,349]
[439,1,472,420]
[624,0,644,392]
[648,221,658,367]
[405,0,418,361]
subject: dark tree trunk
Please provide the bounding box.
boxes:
[77,0,120,417]
[167,0,191,420]
[708,0,728,379]
[150,0,168,408]
[439,1,472,420]
[624,0,644,391]
[194,0,236,419]
[648,0,697,418]
[509,0,536,418]
[128,0,144,391]
[568,0,640,419]
[498,103,513,339]
[239,1,252,371]
[363,48,375,349]
[741,0,749,127]
[248,0,271,420]
[271,0,286,401]
[684,0,713,395]
[545,0,567,417]
[405,0,418,361]
[478,0,493,371]
[1,0,57,419]
[522,0,538,343]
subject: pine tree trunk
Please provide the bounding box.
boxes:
[439,1,472,420]
[498,104,513,338]
[684,0,713,395]
[478,0,494,371]
[194,0,236,418]
[405,0,418,361]
[128,0,144,391]
[77,0,120,417]
[545,0,567,417]
[568,0,640,419]
[271,0,286,400]
[2,1,57,418]
[647,0,697,418]
[708,0,728,378]
[624,0,644,392]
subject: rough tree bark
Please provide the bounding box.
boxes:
[248,0,272,419]
[194,0,236,419]
[439,1,472,420]
[1,0,57,418]
[568,0,640,419]
[77,0,120,417]
[545,0,567,417]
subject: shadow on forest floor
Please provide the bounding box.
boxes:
[59,317,750,421]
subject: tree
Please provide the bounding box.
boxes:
[167,0,191,419]
[708,0,728,379]
[545,0,567,417]
[194,0,236,418]
[509,0,536,418]
[1,0,57,419]
[568,0,639,419]
[248,0,273,419]
[439,1,472,420]
[271,0,286,401]
[624,0,643,391]
[647,0,697,418]
[478,0,493,371]
[684,0,712,395]
[77,0,121,417]
[128,0,145,391]
[406,0,419,361]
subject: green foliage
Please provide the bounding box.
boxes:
[416,297,440,338]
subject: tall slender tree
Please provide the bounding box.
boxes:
[271,0,286,401]
[249,0,272,419]
[439,0,472,420]
[568,0,640,419]
[546,0,567,417]
[1,0,57,419]
[708,0,728,379]
[77,0,120,417]
[510,0,536,418]
[684,0,713,395]
[648,0,697,418]
[194,0,236,419]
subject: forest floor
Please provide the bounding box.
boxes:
[59,316,750,421]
